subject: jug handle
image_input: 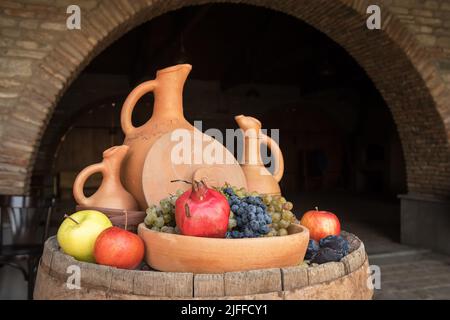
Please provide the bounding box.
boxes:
[261,133,284,182]
[121,80,157,135]
[73,163,105,206]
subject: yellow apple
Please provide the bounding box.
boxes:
[57,210,112,262]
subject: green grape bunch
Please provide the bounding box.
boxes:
[261,194,297,237]
[144,190,183,233]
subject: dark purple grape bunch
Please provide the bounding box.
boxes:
[305,235,349,264]
[223,187,272,238]
[305,239,320,259]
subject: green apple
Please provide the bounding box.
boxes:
[57,210,112,262]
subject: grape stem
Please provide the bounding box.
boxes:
[315,206,319,211]
[171,179,192,185]
[64,214,79,224]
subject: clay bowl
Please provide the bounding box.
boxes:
[137,223,309,273]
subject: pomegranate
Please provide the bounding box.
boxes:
[300,207,341,242]
[175,180,230,238]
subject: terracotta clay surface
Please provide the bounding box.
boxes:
[120,64,194,209]
[34,232,372,300]
[142,130,247,207]
[235,115,284,195]
[120,64,246,209]
[73,145,138,211]
[192,166,245,188]
[137,223,309,273]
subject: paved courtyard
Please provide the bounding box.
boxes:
[371,250,450,299]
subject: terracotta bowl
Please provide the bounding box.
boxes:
[137,223,309,273]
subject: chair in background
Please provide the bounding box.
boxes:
[0,195,55,300]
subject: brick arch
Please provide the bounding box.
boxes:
[2,0,449,197]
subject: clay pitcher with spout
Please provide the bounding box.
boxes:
[73,145,139,210]
[235,115,284,195]
[120,64,194,209]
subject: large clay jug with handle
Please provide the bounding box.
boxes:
[120,64,194,209]
[235,115,284,195]
[73,145,139,211]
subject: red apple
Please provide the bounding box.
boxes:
[94,226,144,269]
[300,207,341,241]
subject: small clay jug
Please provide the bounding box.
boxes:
[73,145,139,211]
[235,115,284,195]
[120,64,194,209]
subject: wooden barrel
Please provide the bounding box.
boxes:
[33,232,373,300]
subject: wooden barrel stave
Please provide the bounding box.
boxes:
[34,232,373,300]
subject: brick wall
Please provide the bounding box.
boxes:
[0,0,449,197]
[383,0,450,85]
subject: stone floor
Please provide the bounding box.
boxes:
[371,250,450,299]
[1,191,450,300]
[0,263,28,300]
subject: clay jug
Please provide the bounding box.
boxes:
[235,115,284,195]
[73,145,139,210]
[120,64,194,209]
